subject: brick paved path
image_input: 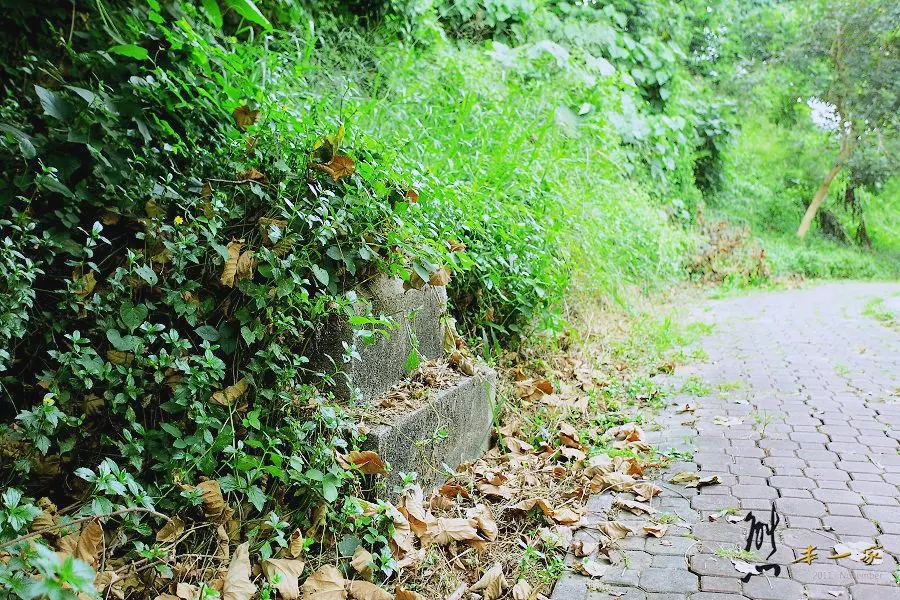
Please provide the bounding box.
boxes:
[554,282,900,600]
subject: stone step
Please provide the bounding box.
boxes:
[306,276,446,402]
[365,365,496,494]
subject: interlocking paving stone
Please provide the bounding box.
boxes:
[550,284,900,599]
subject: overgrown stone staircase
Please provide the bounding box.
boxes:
[308,276,496,492]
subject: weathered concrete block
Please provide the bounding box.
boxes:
[307,277,446,402]
[366,366,496,493]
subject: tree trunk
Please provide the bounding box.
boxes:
[797,162,844,239]
[797,130,856,240]
[844,186,872,248]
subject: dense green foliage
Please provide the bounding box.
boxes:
[0,0,897,597]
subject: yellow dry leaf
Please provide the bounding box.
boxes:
[232,105,260,132]
[347,581,391,600]
[313,155,355,181]
[220,241,243,287]
[197,479,227,520]
[236,251,255,283]
[631,482,663,502]
[669,471,700,484]
[592,472,636,492]
[176,583,200,600]
[558,422,581,449]
[420,517,481,547]
[211,378,250,407]
[596,521,633,540]
[237,168,268,183]
[300,565,346,600]
[259,217,288,245]
[575,558,608,578]
[686,475,722,489]
[75,520,103,569]
[613,498,656,515]
[466,504,498,541]
[571,537,599,557]
[470,563,507,600]
[262,558,306,600]
[73,271,97,297]
[511,579,533,600]
[155,516,184,543]
[428,267,451,287]
[31,498,57,531]
[643,523,668,537]
[347,451,387,475]
[394,589,427,600]
[223,542,256,600]
[288,528,305,558]
[350,546,373,580]
[398,486,428,537]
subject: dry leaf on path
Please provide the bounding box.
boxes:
[631,482,663,502]
[571,537,599,557]
[596,521,633,540]
[470,563,507,600]
[731,559,758,577]
[75,520,103,569]
[712,416,743,427]
[831,542,883,564]
[643,523,668,537]
[613,498,655,515]
[262,559,306,600]
[346,581,390,600]
[676,403,696,413]
[301,565,346,600]
[223,542,257,600]
[575,558,608,578]
[592,472,635,492]
[686,475,721,489]
[155,516,184,543]
[348,451,387,475]
[669,472,700,484]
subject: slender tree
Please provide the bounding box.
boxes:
[795,0,899,239]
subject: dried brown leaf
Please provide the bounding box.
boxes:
[669,472,700,484]
[262,558,306,600]
[394,589,427,600]
[300,565,346,600]
[511,579,533,600]
[643,523,668,537]
[220,241,243,287]
[596,521,633,540]
[348,451,387,476]
[428,267,451,287]
[223,542,257,600]
[232,105,260,132]
[613,498,655,515]
[155,516,184,543]
[75,520,103,569]
[313,155,355,181]
[470,563,507,600]
[351,546,373,580]
[421,517,481,547]
[211,378,249,408]
[631,482,663,502]
[346,581,391,600]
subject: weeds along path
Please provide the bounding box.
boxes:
[554,281,900,600]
